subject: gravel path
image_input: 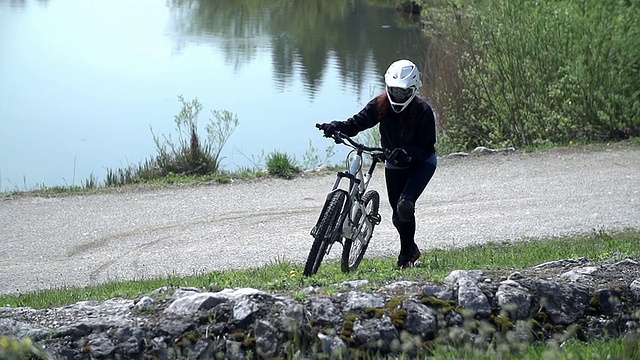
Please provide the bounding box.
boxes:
[1,145,638,295]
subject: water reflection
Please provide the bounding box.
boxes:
[168,0,425,98]
[0,0,49,8]
[0,0,427,191]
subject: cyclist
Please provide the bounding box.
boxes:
[318,59,437,269]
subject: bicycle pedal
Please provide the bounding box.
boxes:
[369,214,381,225]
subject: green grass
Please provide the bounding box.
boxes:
[2,228,638,309]
[426,336,640,360]
[1,228,639,359]
[266,150,301,179]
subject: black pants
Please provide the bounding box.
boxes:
[384,154,437,257]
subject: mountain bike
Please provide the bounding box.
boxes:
[303,126,387,277]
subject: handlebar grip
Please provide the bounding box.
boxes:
[315,123,322,129]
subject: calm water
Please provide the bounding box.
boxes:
[0,0,426,191]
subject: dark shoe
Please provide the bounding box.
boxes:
[396,245,421,269]
[396,254,407,269]
[397,261,415,269]
[396,254,415,269]
[409,244,421,263]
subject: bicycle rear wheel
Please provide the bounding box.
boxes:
[304,191,347,276]
[341,190,380,273]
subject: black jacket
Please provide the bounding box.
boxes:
[332,95,437,163]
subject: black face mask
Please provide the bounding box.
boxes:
[387,86,414,103]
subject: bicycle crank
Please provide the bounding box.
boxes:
[367,213,381,225]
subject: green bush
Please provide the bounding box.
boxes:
[266,151,301,179]
[425,0,640,149]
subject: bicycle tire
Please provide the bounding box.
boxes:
[341,190,380,273]
[303,191,347,276]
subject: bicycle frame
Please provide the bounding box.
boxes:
[305,129,386,276]
[319,133,385,246]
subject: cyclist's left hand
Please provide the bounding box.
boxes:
[317,122,337,137]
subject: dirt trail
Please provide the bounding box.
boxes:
[1,145,638,295]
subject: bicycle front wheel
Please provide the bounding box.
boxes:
[304,191,347,276]
[341,190,380,273]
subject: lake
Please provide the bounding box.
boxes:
[0,0,427,191]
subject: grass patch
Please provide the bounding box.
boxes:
[265,151,301,179]
[1,229,639,359]
[2,228,638,309]
[427,335,640,360]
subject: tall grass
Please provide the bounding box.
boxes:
[104,96,239,187]
[149,95,239,178]
[422,0,640,150]
[265,151,301,179]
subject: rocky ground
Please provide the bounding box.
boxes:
[1,255,639,359]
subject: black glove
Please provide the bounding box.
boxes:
[387,148,412,167]
[317,122,338,138]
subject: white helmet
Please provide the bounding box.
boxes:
[384,59,422,113]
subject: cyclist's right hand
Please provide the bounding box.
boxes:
[387,148,412,167]
[317,122,337,138]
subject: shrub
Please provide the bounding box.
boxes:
[151,96,239,176]
[103,96,239,187]
[424,0,640,149]
[266,151,301,179]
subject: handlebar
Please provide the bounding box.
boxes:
[315,123,387,160]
